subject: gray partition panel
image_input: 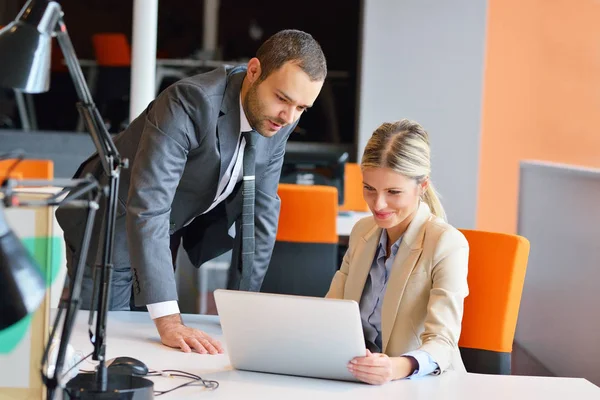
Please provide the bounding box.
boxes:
[516,160,600,386]
[0,129,96,178]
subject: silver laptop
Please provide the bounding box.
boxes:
[214,289,366,382]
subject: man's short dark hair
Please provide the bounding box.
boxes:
[256,29,327,82]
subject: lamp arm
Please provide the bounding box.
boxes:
[52,8,128,394]
[2,176,101,208]
[39,185,101,400]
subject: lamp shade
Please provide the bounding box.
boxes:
[0,203,46,331]
[0,0,61,93]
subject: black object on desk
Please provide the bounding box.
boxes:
[106,357,149,376]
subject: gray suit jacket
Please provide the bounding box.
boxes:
[56,66,297,306]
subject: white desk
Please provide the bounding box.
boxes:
[63,311,600,399]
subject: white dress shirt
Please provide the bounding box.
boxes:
[147,96,252,319]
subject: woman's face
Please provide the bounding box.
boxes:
[362,167,426,234]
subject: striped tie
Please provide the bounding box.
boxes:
[240,130,259,289]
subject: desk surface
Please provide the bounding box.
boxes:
[64,311,600,399]
[337,211,370,237]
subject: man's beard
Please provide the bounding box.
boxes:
[243,83,287,135]
[243,83,264,133]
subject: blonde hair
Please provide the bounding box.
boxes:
[361,119,447,221]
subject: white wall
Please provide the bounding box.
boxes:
[357,0,488,228]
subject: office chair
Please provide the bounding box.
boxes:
[261,183,339,297]
[458,229,530,374]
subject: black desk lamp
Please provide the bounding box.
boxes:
[0,201,46,331]
[0,0,153,398]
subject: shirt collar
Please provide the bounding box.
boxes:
[239,95,252,133]
[377,230,402,258]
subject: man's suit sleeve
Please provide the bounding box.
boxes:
[242,127,295,291]
[126,84,210,306]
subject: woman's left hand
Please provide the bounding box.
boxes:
[347,350,399,385]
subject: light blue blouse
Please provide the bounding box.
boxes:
[359,230,439,378]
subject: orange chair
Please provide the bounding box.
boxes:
[339,162,368,212]
[261,184,339,297]
[458,229,530,374]
[90,33,132,131]
[92,33,131,67]
[0,159,54,181]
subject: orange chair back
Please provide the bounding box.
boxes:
[0,159,54,181]
[276,183,338,244]
[264,183,339,297]
[339,162,369,212]
[458,229,530,353]
[92,33,131,67]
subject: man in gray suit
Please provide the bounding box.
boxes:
[56,30,326,354]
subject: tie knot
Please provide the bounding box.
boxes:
[243,130,259,147]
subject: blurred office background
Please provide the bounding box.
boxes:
[1,0,599,387]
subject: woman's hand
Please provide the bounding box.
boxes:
[347,350,415,385]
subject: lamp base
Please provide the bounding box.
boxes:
[63,373,154,399]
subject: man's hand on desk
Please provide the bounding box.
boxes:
[154,314,224,355]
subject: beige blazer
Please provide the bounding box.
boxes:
[326,202,469,374]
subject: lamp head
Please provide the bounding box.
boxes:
[0,201,46,331]
[0,0,62,93]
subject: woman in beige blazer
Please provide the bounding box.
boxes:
[327,119,469,385]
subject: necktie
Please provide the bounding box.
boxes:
[240,130,259,289]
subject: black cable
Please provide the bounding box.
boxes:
[148,369,219,396]
[60,352,93,380]
[69,366,219,395]
[154,379,219,396]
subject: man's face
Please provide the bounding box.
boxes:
[243,61,324,137]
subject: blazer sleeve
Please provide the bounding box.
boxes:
[417,228,469,373]
[241,124,295,292]
[126,83,211,306]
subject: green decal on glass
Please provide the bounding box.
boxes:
[22,236,64,286]
[0,314,32,354]
[0,236,63,353]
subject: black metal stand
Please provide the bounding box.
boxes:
[53,12,133,398]
[0,1,151,398]
[64,374,154,400]
[50,12,152,400]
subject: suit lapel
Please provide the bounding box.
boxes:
[345,224,381,304]
[382,202,431,352]
[217,70,245,182]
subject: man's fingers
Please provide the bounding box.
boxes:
[160,326,224,355]
[212,339,225,354]
[178,338,192,353]
[192,328,224,354]
[187,337,208,354]
[198,337,218,355]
